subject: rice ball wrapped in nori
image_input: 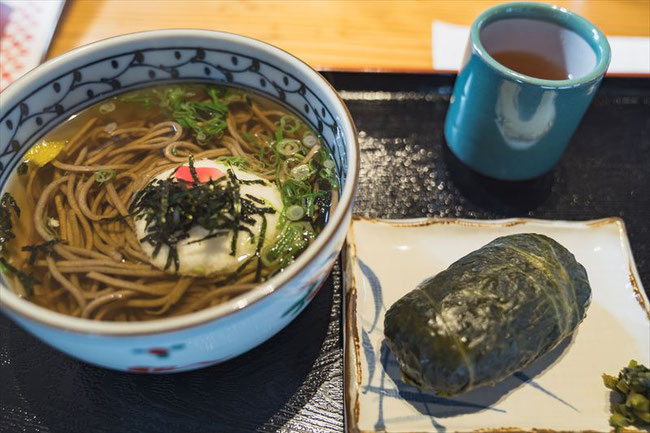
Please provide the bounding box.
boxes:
[383,233,592,396]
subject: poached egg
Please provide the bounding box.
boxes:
[134,159,283,277]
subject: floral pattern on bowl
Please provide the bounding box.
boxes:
[1,44,347,186]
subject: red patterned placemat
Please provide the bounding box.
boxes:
[0,0,65,91]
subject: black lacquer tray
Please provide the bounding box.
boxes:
[1,73,648,433]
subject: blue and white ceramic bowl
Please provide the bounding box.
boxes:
[0,30,359,372]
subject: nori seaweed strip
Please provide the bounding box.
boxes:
[130,158,275,271]
[188,155,200,184]
[0,258,39,297]
[0,192,20,253]
[21,240,58,265]
[255,216,267,282]
[239,179,265,185]
[229,169,241,257]
[245,194,266,205]
[384,233,592,396]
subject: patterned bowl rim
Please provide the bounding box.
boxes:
[0,29,360,336]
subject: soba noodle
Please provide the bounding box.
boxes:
[0,84,337,321]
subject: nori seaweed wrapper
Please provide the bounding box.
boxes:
[384,233,592,396]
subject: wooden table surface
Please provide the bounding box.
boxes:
[49,0,650,72]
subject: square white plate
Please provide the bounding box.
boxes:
[344,217,649,433]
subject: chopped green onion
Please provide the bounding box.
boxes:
[277,139,301,156]
[275,128,284,143]
[94,169,116,183]
[104,122,117,134]
[286,205,305,221]
[216,155,248,168]
[291,164,311,181]
[280,115,300,134]
[319,168,338,188]
[224,90,246,104]
[322,159,335,169]
[99,102,116,114]
[122,85,228,144]
[302,134,318,148]
[260,221,315,269]
[240,131,260,147]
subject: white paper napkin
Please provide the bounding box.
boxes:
[432,20,650,75]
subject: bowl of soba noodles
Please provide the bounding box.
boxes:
[0,30,358,372]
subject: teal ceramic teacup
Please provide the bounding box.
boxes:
[444,2,611,180]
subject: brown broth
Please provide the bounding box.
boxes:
[1,83,337,320]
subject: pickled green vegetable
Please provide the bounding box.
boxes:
[603,360,650,431]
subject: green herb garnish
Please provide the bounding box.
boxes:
[279,115,300,134]
[240,131,271,163]
[122,85,338,276]
[94,169,116,183]
[280,177,328,219]
[603,360,650,431]
[236,123,336,273]
[315,147,338,188]
[261,221,315,271]
[120,93,157,110]
[129,157,276,273]
[216,155,248,169]
[274,128,284,144]
[0,192,20,253]
[122,85,230,144]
